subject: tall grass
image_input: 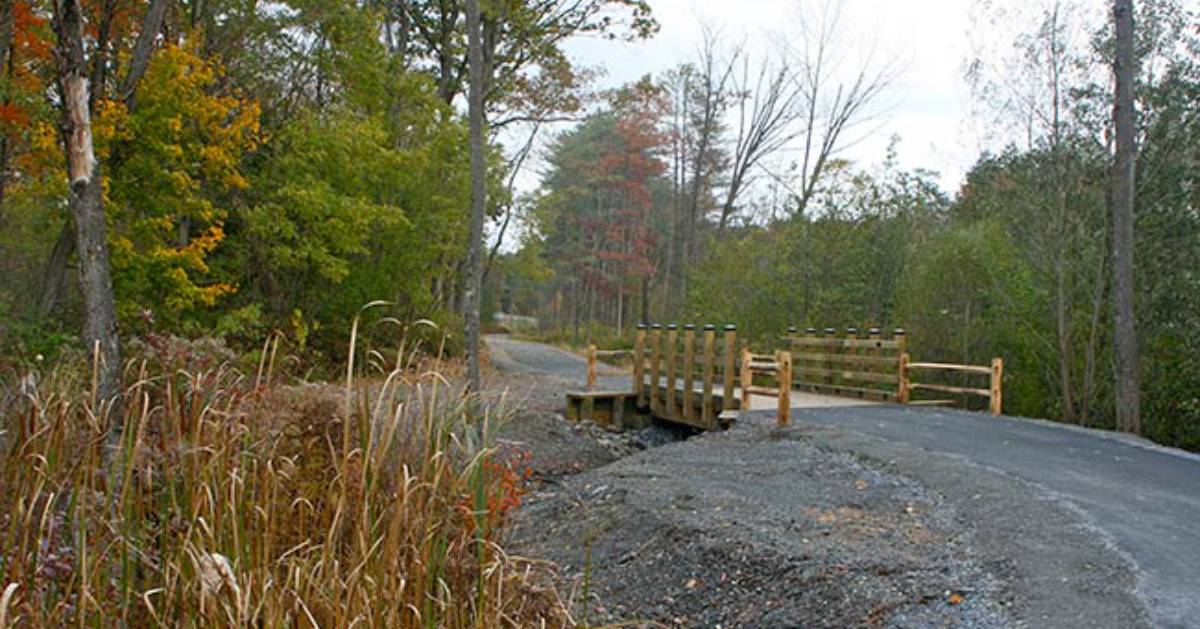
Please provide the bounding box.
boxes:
[0,325,572,627]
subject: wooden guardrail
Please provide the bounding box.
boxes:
[783,327,907,401]
[585,345,632,390]
[901,355,1004,415]
[631,323,741,430]
[740,348,792,426]
[587,324,1004,428]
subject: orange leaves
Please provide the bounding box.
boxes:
[0,103,29,127]
[459,450,534,536]
[11,1,51,62]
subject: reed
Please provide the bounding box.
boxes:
[0,323,572,627]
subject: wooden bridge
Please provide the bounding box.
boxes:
[567,324,1003,430]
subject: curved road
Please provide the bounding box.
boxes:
[488,336,1200,628]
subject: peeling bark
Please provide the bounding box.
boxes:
[53,0,123,426]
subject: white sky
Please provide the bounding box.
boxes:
[559,0,982,193]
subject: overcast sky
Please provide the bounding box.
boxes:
[557,0,982,193]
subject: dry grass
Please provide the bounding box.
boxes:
[0,321,574,627]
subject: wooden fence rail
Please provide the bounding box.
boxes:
[783,327,907,401]
[740,348,792,426]
[902,355,1004,415]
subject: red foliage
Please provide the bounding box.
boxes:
[459,450,533,535]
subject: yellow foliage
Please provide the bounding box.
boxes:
[104,42,261,327]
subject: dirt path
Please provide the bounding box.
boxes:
[490,336,1154,628]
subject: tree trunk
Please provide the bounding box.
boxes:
[38,222,75,316]
[1111,0,1141,434]
[463,0,486,392]
[53,0,123,424]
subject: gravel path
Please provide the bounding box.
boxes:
[489,336,1160,628]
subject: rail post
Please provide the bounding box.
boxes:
[665,324,678,417]
[682,324,696,420]
[723,325,737,410]
[777,350,792,426]
[649,324,662,413]
[990,357,1004,416]
[633,324,646,406]
[740,347,752,411]
[702,325,716,428]
[898,351,911,405]
[587,344,597,391]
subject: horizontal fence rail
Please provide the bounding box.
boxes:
[902,356,1004,415]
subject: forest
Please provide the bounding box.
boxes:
[0,0,1196,446]
[491,1,1200,451]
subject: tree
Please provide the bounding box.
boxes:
[717,46,804,236]
[50,0,126,425]
[1111,0,1140,433]
[790,0,893,216]
[464,0,485,392]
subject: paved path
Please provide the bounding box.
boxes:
[488,335,1200,627]
[782,403,1200,629]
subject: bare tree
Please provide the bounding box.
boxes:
[674,25,736,310]
[790,1,893,216]
[1111,0,1141,433]
[717,48,805,236]
[464,0,486,392]
[50,0,124,429]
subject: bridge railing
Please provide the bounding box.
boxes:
[611,324,1004,428]
[782,327,907,402]
[630,323,744,430]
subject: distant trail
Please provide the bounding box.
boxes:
[492,336,1196,628]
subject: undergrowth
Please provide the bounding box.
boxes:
[0,317,574,627]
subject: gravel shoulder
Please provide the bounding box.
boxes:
[486,336,1154,628]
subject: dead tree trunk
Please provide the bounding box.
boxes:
[52,0,123,423]
[1111,0,1141,434]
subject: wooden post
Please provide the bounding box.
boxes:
[868,327,881,401]
[702,325,716,428]
[823,327,836,393]
[649,324,662,413]
[894,328,907,402]
[682,324,696,420]
[740,347,752,411]
[723,325,738,410]
[587,344,597,391]
[845,327,859,398]
[665,324,678,418]
[777,350,792,426]
[633,324,647,406]
[990,357,1004,416]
